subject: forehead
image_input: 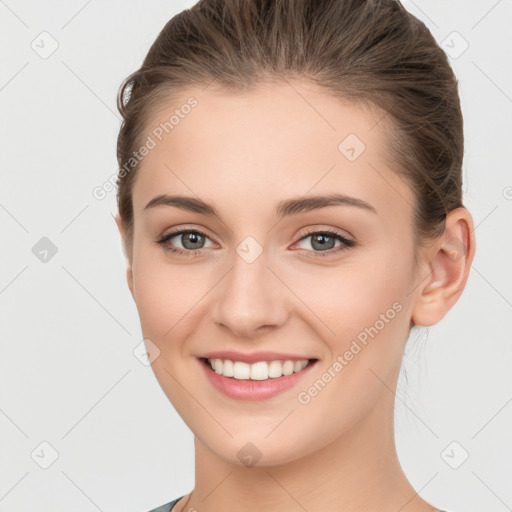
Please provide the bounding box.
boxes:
[131,80,414,223]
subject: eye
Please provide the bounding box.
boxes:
[155,227,356,259]
[292,229,356,258]
[155,228,216,257]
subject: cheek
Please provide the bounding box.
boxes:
[282,251,414,402]
[131,250,205,341]
[284,251,410,337]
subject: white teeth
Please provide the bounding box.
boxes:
[250,361,268,380]
[213,358,223,375]
[268,360,283,378]
[233,361,251,379]
[207,358,310,380]
[282,360,294,376]
[222,359,234,377]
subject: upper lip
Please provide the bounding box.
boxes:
[199,351,317,364]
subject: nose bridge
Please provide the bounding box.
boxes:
[211,238,288,336]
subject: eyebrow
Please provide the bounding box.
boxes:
[143,193,377,218]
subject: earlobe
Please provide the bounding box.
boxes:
[411,207,476,326]
[114,213,135,300]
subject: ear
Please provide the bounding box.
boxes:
[114,213,135,300]
[411,207,476,326]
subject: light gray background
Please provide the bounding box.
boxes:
[1,0,511,511]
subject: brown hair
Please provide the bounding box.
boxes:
[116,0,464,262]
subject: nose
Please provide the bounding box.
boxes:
[211,247,289,339]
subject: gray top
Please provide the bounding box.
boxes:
[146,496,183,511]
[146,496,450,512]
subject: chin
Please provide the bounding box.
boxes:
[200,432,315,469]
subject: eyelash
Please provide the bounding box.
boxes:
[155,228,356,259]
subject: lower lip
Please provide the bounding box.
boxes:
[198,358,318,401]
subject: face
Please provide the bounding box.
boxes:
[119,80,424,466]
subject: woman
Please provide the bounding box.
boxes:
[115,0,475,510]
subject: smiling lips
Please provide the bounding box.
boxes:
[198,351,319,400]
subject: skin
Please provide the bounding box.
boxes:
[116,80,475,512]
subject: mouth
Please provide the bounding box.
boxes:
[198,357,319,401]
